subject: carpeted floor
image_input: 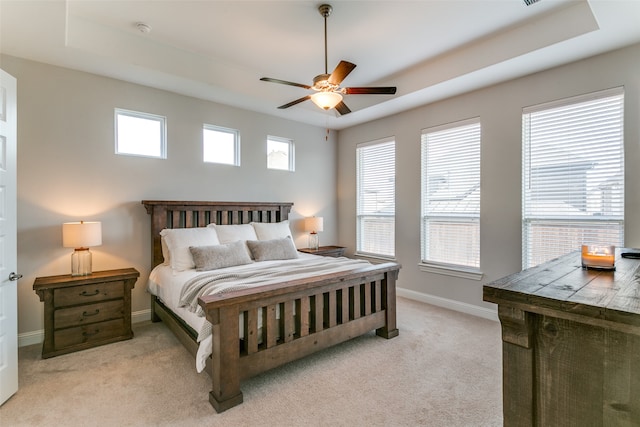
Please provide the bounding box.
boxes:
[0,297,503,426]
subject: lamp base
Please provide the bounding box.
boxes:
[71,248,92,276]
[309,232,319,250]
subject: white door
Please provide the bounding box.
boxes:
[0,69,18,406]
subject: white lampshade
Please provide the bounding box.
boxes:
[304,217,324,233]
[310,92,342,110]
[62,221,102,249]
[63,221,102,276]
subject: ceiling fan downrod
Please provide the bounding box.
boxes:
[318,4,333,75]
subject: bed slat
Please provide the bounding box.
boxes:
[327,291,337,328]
[313,293,323,332]
[265,304,277,348]
[340,289,349,324]
[297,297,310,337]
[245,309,258,355]
[282,301,294,343]
[363,282,372,316]
[351,285,361,320]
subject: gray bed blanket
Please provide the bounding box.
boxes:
[179,256,372,318]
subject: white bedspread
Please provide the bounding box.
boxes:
[147,254,372,372]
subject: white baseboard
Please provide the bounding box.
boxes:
[18,330,44,348]
[397,287,498,322]
[18,309,152,348]
[132,309,152,324]
[19,296,496,347]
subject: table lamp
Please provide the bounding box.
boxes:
[62,221,102,276]
[304,216,323,250]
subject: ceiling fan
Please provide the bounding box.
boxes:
[260,4,397,115]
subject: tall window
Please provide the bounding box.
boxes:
[267,136,294,171]
[522,87,624,268]
[421,118,481,271]
[115,108,166,158]
[203,124,240,165]
[356,138,395,258]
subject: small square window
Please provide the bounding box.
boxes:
[115,109,166,158]
[267,136,294,171]
[203,125,240,166]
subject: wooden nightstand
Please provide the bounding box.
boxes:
[33,268,139,358]
[298,245,346,257]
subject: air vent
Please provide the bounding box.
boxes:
[523,0,541,5]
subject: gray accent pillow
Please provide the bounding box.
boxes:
[246,237,299,262]
[189,240,253,271]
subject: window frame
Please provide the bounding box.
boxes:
[114,108,167,159]
[355,137,396,260]
[202,124,240,166]
[266,135,295,171]
[419,117,483,280]
[522,87,625,269]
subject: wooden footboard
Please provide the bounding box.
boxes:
[198,262,400,412]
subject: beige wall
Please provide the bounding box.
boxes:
[337,43,640,315]
[1,55,339,337]
[5,42,640,337]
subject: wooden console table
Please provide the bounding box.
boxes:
[483,249,640,426]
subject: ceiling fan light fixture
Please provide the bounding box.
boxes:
[260,3,396,115]
[310,91,342,110]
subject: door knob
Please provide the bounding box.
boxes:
[9,272,22,281]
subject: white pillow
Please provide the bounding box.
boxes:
[208,224,257,259]
[251,220,293,241]
[159,227,220,271]
[160,236,170,265]
[208,224,258,243]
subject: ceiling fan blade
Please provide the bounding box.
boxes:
[345,87,397,95]
[328,61,356,85]
[260,77,311,90]
[278,95,311,109]
[335,101,351,116]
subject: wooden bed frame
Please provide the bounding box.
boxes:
[142,200,401,412]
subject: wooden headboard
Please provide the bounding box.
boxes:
[142,200,293,268]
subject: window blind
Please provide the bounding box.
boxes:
[522,87,624,268]
[356,138,395,257]
[421,119,481,268]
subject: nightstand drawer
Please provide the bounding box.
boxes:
[54,300,124,329]
[54,318,126,349]
[54,280,124,307]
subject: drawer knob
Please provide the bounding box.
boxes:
[83,329,100,337]
[79,289,100,297]
[82,309,100,317]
